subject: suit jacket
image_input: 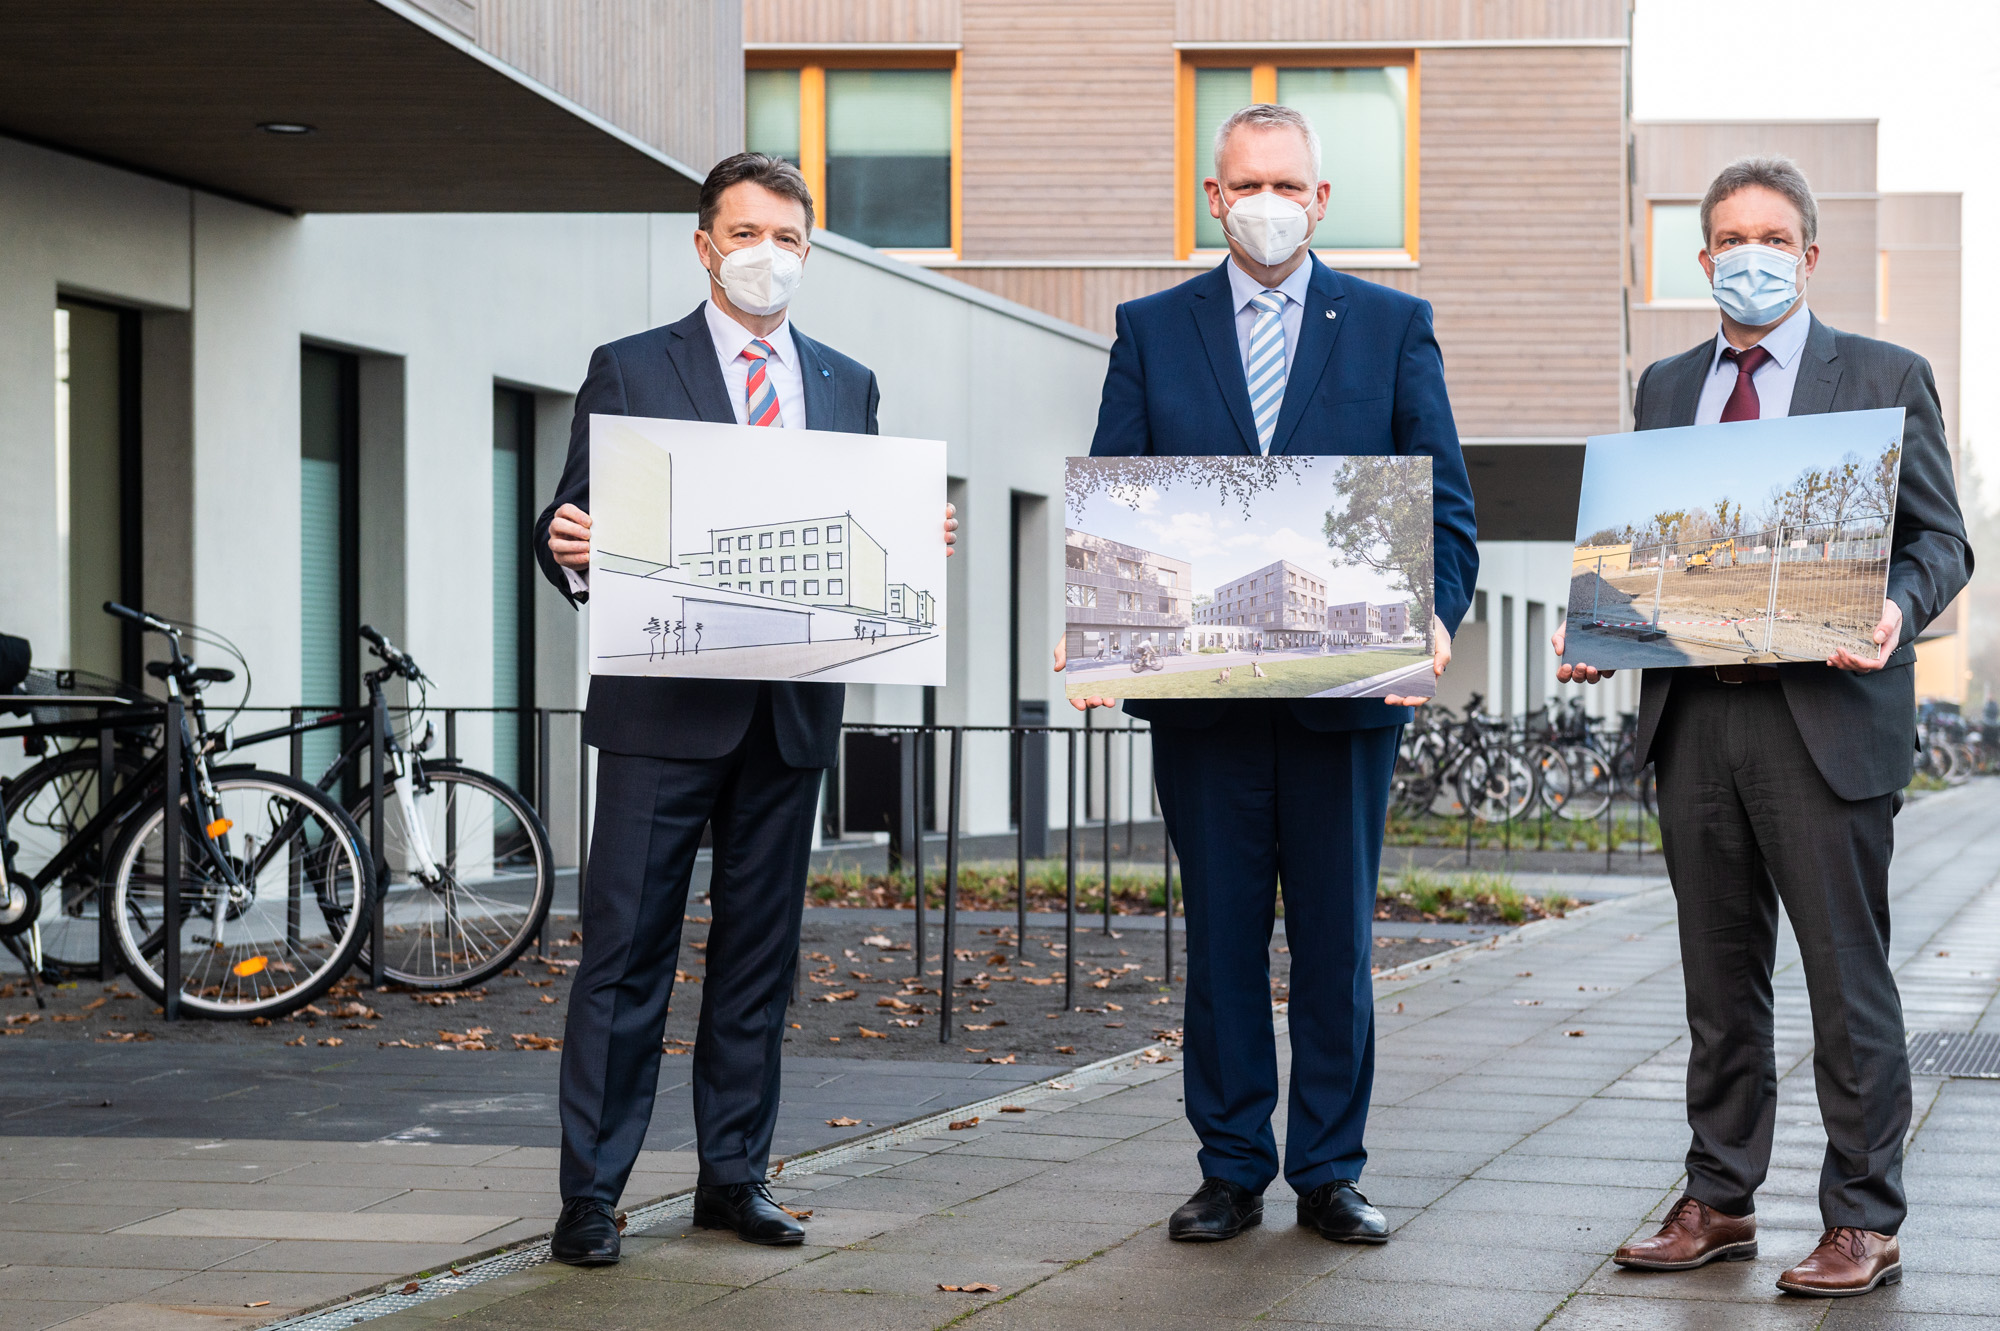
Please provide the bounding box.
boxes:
[1632,315,1971,800]
[534,305,881,768]
[1089,255,1480,731]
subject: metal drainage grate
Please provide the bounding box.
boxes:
[1907,1030,2000,1079]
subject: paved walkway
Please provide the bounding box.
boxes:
[344,780,2000,1331]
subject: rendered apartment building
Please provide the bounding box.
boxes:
[1192,560,1327,650]
[741,0,1966,712]
[1064,531,1193,662]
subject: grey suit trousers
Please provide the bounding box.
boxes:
[1654,672,1909,1234]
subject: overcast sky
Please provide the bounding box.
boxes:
[1632,0,1999,467]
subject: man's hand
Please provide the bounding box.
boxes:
[1828,599,1901,672]
[548,503,592,570]
[1385,616,1451,707]
[1552,622,1616,685]
[943,502,958,558]
[1052,638,1117,712]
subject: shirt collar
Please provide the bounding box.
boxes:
[1226,253,1314,315]
[704,299,796,366]
[1709,305,1812,375]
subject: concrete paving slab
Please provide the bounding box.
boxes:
[117,1208,517,1243]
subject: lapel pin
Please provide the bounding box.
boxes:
[1325,310,1337,319]
[821,368,831,377]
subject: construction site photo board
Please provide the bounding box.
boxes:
[1564,408,1904,669]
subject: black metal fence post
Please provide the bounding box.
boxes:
[1163,823,1175,985]
[536,707,552,956]
[368,689,388,988]
[161,695,182,1021]
[939,727,963,1044]
[1102,729,1113,936]
[1013,729,1027,957]
[97,721,116,982]
[287,707,304,951]
[1064,728,1077,1012]
[912,732,927,983]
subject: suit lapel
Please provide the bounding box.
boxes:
[664,305,737,424]
[1663,345,1708,427]
[792,328,835,433]
[1269,258,1349,455]
[1190,264,1259,454]
[1786,314,1842,417]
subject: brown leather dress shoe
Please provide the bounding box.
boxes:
[1776,1227,1901,1297]
[1612,1195,1758,1270]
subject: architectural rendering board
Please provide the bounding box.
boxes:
[588,415,946,685]
[1564,408,1904,670]
[1063,455,1434,701]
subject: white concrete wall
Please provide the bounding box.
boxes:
[1,137,1116,838]
[1467,539,1642,722]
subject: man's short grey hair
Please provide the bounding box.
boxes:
[1213,104,1323,182]
[1700,155,1819,248]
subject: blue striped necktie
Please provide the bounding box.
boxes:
[1245,290,1287,454]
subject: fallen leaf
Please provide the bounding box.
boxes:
[985,1053,1017,1064]
[1394,1002,1405,1014]
[1137,1049,1174,1065]
[1148,996,1170,1006]
[285,1035,306,1047]
[1091,978,1110,989]
[1567,1029,1586,1037]
[615,1213,628,1232]
[1048,1080,1074,1090]
[1104,1021,1125,1028]
[861,934,897,948]
[780,1205,813,1220]
[513,1033,562,1051]
[948,1116,980,1130]
[318,1037,344,1047]
[999,1105,1028,1113]
[401,1281,421,1294]
[1938,950,1951,957]
[857,1027,888,1039]
[4,1013,40,1026]
[963,1023,991,1032]
[939,1282,1000,1293]
[964,1047,988,1053]
[826,1116,861,1127]
[1054,1045,1075,1054]
[1516,971,1533,977]
[82,997,107,1011]
[1103,1004,1122,1012]
[1514,999,1542,1006]
[51,1013,83,1023]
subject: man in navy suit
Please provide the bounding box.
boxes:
[1062,105,1478,1243]
[535,153,954,1263]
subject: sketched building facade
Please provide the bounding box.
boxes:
[681,512,930,624]
[1064,530,1192,662]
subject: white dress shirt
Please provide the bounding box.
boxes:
[1693,306,1813,425]
[1225,256,1311,386]
[563,301,809,595]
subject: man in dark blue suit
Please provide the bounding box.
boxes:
[535,153,954,1263]
[1063,104,1478,1244]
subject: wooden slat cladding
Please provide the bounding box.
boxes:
[1175,0,1628,43]
[1414,47,1623,437]
[744,0,961,45]
[1879,193,1962,448]
[1634,120,1877,199]
[476,0,743,169]
[959,0,1177,259]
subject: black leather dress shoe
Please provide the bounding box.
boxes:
[1298,1180,1389,1243]
[550,1198,621,1266]
[692,1182,806,1245]
[1168,1178,1264,1242]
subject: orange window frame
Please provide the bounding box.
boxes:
[1174,50,1419,263]
[747,50,963,257]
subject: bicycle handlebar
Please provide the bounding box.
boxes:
[103,601,175,635]
[359,625,425,682]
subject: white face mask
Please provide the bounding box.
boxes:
[703,235,803,317]
[1221,188,1316,266]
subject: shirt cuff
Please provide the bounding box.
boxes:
[563,565,589,596]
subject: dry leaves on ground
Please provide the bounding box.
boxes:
[826,1116,860,1127]
[401,1281,421,1294]
[1054,1045,1075,1055]
[378,1039,423,1049]
[780,1205,813,1221]
[857,1027,888,1039]
[1137,1049,1174,1065]
[1566,1029,1586,1037]
[317,1037,344,1047]
[1515,999,1541,1006]
[814,990,859,1003]
[984,1053,1016,1065]
[948,1116,980,1130]
[939,1282,999,1293]
[436,1027,496,1051]
[99,1030,154,1043]
[4,1013,40,1026]
[513,1033,562,1051]
[999,1105,1028,1113]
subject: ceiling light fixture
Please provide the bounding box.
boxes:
[257,122,315,135]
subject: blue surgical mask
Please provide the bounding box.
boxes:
[1709,243,1802,326]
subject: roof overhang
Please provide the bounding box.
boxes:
[0,0,704,214]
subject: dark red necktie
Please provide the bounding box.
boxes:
[1719,345,1772,423]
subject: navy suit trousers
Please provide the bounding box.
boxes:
[1151,705,1398,1195]
[559,689,822,1202]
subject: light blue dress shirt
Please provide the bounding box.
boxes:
[1226,256,1312,386]
[1693,307,1813,425]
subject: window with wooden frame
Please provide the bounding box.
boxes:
[1176,52,1418,263]
[746,51,962,256]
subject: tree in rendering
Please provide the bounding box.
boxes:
[1321,456,1434,648]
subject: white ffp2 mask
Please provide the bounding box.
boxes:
[1222,189,1315,266]
[705,236,803,316]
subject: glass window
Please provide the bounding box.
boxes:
[761,580,773,594]
[803,527,818,544]
[829,578,844,597]
[828,553,843,569]
[701,561,714,576]
[828,524,842,542]
[1068,584,1096,607]
[760,557,774,572]
[718,536,732,551]
[781,555,796,571]
[1193,68,1254,251]
[804,554,819,570]
[1650,203,1710,301]
[826,69,952,249]
[780,530,795,545]
[782,580,797,596]
[760,532,773,548]
[740,581,752,590]
[805,579,820,596]
[1278,67,1406,249]
[747,69,802,164]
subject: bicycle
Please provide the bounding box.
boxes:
[231,626,554,990]
[7,604,378,1018]
[1129,644,1165,673]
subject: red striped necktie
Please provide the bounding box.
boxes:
[1719,344,1772,423]
[741,339,783,427]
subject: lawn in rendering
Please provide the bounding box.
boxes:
[587,415,946,686]
[1564,409,1903,670]
[1063,454,1433,701]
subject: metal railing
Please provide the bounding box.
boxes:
[1571,514,1890,660]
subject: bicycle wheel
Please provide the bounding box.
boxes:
[3,746,145,972]
[1555,744,1612,822]
[1457,749,1535,823]
[108,770,372,1018]
[1528,743,1572,817]
[350,765,554,989]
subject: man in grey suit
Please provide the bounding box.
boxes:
[1555,157,1970,1298]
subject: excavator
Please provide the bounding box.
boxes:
[1684,537,1735,573]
